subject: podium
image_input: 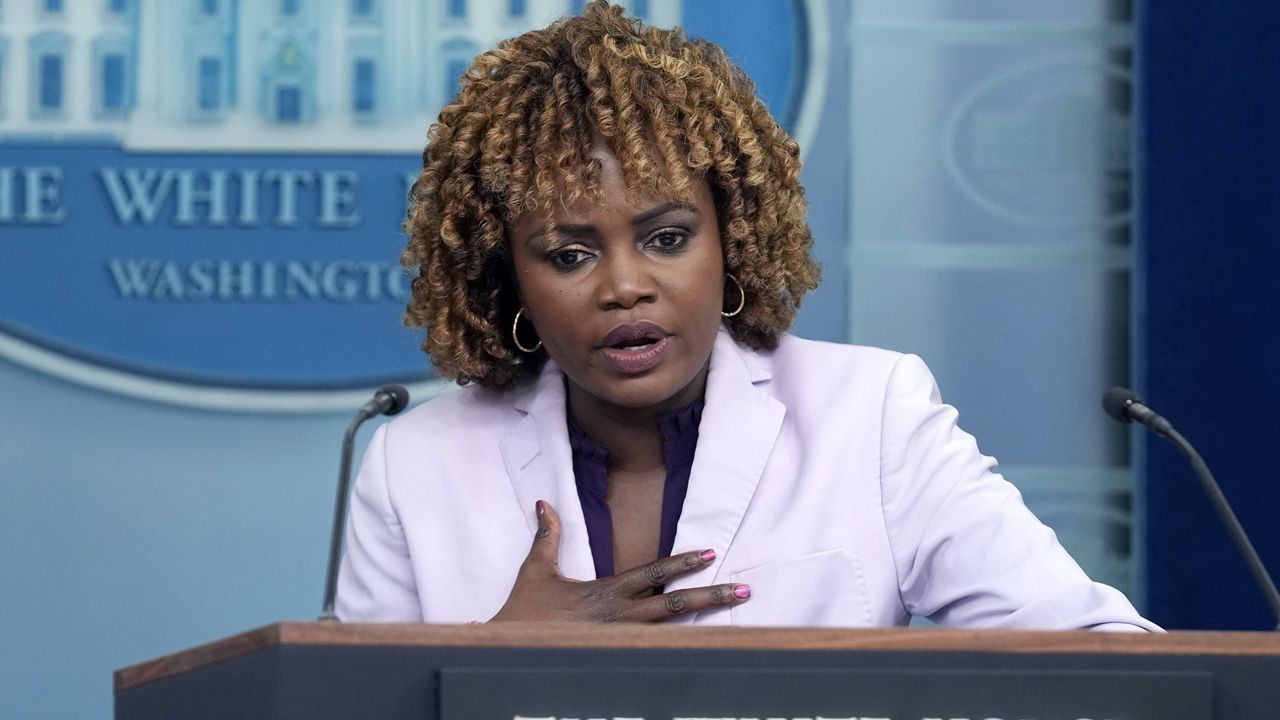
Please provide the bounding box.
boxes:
[116,623,1280,719]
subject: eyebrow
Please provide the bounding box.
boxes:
[524,201,700,247]
[632,201,699,225]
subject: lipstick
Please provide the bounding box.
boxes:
[599,321,670,375]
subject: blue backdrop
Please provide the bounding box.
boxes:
[1137,0,1280,630]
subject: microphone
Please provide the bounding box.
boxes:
[319,384,410,622]
[1103,387,1280,630]
[1102,387,1173,436]
[358,384,410,418]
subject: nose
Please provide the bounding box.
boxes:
[596,250,656,310]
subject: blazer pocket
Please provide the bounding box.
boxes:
[728,548,871,627]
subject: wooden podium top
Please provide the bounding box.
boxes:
[115,621,1280,692]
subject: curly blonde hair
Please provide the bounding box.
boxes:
[402,0,820,389]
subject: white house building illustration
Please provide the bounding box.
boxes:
[0,0,679,152]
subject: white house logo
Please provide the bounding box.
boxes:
[0,0,823,411]
[943,58,1132,230]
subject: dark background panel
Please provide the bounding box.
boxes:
[1137,0,1280,629]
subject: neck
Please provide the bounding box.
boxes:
[566,364,709,474]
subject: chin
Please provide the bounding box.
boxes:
[592,377,679,410]
[587,363,703,411]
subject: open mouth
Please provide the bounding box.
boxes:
[599,321,671,374]
[600,321,669,351]
[610,337,660,351]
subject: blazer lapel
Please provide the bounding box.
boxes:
[499,361,597,582]
[664,328,786,623]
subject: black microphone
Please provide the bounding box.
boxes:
[1103,387,1280,630]
[1102,387,1173,436]
[358,384,410,418]
[319,384,410,622]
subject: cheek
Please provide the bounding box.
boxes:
[513,263,562,311]
[523,283,589,351]
[690,246,726,313]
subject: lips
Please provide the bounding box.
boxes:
[600,320,669,349]
[599,321,671,374]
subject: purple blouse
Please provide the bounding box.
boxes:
[567,398,705,579]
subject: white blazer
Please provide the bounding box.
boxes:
[336,327,1157,630]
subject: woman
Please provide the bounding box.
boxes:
[336,1,1156,630]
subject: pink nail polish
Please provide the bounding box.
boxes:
[733,584,751,600]
[536,500,544,516]
[699,549,716,563]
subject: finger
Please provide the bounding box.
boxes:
[622,583,751,622]
[609,549,716,596]
[525,500,561,569]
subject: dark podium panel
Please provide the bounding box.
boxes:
[116,623,1280,719]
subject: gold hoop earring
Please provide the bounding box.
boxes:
[722,274,745,317]
[512,307,542,353]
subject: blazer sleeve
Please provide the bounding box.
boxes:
[334,422,424,622]
[877,353,1160,631]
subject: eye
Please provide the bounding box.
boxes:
[647,229,689,253]
[548,247,593,271]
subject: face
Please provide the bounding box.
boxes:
[508,144,725,417]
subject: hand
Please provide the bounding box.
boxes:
[488,500,751,623]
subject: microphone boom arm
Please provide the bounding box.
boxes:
[319,408,372,622]
[1162,426,1280,631]
[1106,387,1280,630]
[319,384,410,622]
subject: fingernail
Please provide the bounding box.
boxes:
[699,549,716,563]
[536,500,544,516]
[733,584,751,600]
